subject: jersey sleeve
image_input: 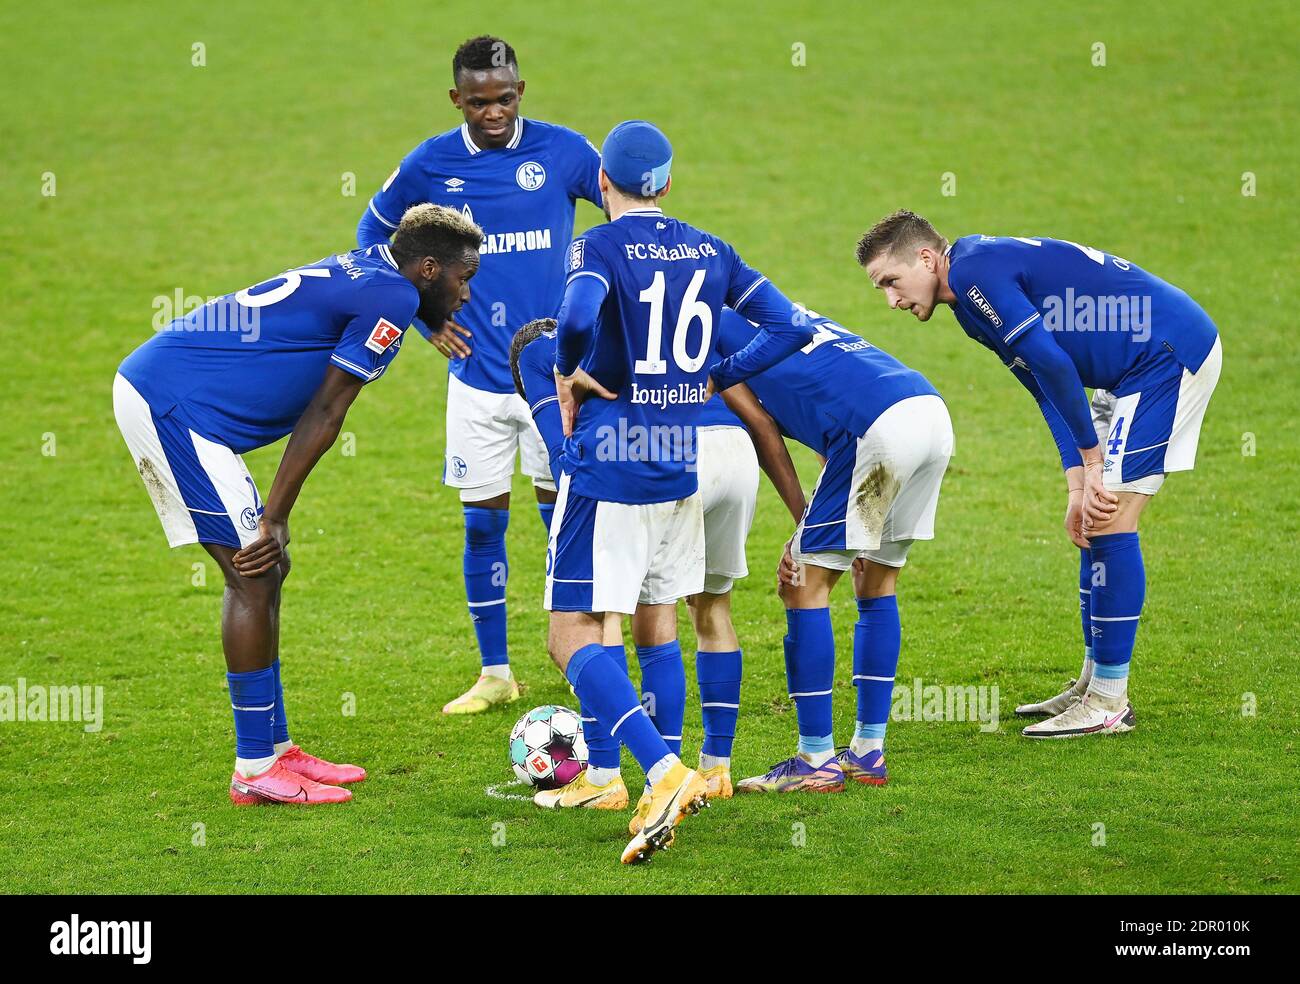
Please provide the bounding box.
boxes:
[1009,361,1085,470]
[358,146,430,246]
[561,129,604,207]
[948,252,1044,348]
[714,308,754,359]
[554,232,614,375]
[519,339,566,485]
[330,281,419,383]
[950,251,1097,451]
[1006,323,1098,451]
[710,247,812,391]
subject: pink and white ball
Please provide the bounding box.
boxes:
[508,705,588,789]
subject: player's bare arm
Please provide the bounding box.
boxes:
[233,367,365,577]
[719,381,806,523]
[1064,464,1089,548]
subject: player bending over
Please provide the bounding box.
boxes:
[711,308,952,792]
[357,35,604,716]
[511,319,805,818]
[115,205,482,804]
[546,121,812,863]
[857,211,1221,738]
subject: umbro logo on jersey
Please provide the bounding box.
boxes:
[365,317,403,354]
[445,177,465,192]
[966,285,1003,328]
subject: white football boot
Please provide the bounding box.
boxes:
[1015,678,1086,718]
[1021,691,1135,739]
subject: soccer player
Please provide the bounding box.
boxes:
[511,319,805,814]
[546,120,812,862]
[114,205,483,804]
[714,307,952,792]
[856,211,1222,738]
[357,35,603,716]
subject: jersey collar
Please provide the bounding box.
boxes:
[615,207,664,221]
[460,118,525,155]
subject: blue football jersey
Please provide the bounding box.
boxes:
[119,244,418,453]
[556,207,806,504]
[359,118,602,394]
[946,235,1219,391]
[519,330,739,488]
[716,308,940,457]
[517,330,566,487]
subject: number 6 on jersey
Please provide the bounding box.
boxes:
[635,269,713,375]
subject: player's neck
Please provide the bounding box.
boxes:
[607,196,662,222]
[936,254,957,305]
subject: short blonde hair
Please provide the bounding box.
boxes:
[855,210,946,267]
[392,203,483,265]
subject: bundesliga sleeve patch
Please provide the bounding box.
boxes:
[567,238,585,272]
[365,317,404,354]
[966,285,1003,328]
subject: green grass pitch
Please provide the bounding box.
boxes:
[1,0,1296,894]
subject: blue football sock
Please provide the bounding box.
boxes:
[537,500,555,534]
[637,641,685,757]
[581,645,627,770]
[853,595,900,747]
[463,506,509,669]
[1079,546,1095,669]
[270,658,290,746]
[228,666,276,760]
[567,644,671,774]
[1088,532,1145,694]
[784,608,835,757]
[697,649,742,759]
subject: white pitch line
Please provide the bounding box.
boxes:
[485,778,535,803]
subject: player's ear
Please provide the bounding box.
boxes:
[448,87,461,109]
[659,176,672,200]
[515,79,526,99]
[421,256,442,283]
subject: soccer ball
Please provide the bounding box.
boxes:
[509,705,588,789]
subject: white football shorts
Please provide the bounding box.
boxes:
[792,394,954,571]
[444,372,554,501]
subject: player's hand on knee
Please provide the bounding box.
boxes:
[1081,460,1118,527]
[777,539,801,587]
[1064,489,1090,548]
[233,517,290,577]
[429,318,473,359]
